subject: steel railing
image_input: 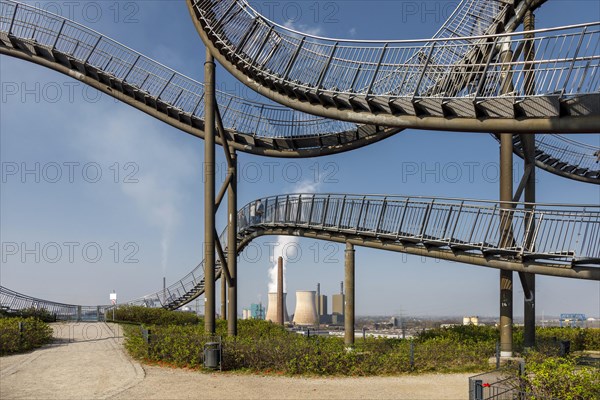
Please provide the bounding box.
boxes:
[238,194,600,262]
[0,0,356,140]
[193,0,599,101]
[132,194,599,310]
[0,286,108,321]
[1,0,597,182]
[4,195,599,312]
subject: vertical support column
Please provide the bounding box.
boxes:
[497,27,515,359]
[277,256,284,325]
[344,242,355,346]
[227,147,238,336]
[522,9,536,350]
[500,133,513,358]
[204,49,216,334]
[221,275,227,320]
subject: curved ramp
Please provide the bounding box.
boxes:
[4,194,599,311]
[126,194,600,311]
[493,134,600,184]
[0,286,107,320]
[190,0,600,132]
[0,0,401,157]
[1,0,597,183]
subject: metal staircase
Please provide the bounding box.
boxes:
[0,0,403,157]
[1,1,599,313]
[0,286,107,320]
[120,194,600,311]
[493,134,600,184]
[189,0,600,132]
[1,0,597,183]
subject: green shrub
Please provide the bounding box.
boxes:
[122,320,497,375]
[0,307,56,322]
[0,317,53,355]
[106,305,200,326]
[416,325,498,344]
[521,356,600,400]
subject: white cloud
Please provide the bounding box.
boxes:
[283,20,324,37]
[267,178,321,293]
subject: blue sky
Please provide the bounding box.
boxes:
[1,1,599,318]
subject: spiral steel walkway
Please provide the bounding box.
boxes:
[1,1,599,319]
[492,134,600,183]
[3,194,598,314]
[190,0,600,132]
[0,286,107,320]
[118,194,600,311]
[1,0,597,182]
[0,0,401,157]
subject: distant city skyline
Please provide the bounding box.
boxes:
[1,1,599,318]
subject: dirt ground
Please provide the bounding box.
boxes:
[0,322,472,399]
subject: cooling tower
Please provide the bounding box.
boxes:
[293,291,319,326]
[265,292,289,322]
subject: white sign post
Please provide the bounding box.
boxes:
[110,292,117,321]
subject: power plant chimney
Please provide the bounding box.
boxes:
[277,256,284,325]
[340,281,344,294]
[293,290,318,326]
[316,282,320,310]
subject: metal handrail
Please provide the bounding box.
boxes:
[0,0,356,140]
[193,0,600,100]
[0,286,109,320]
[130,193,599,310]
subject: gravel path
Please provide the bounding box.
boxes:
[1,322,471,399]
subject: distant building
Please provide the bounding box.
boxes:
[250,303,265,320]
[463,316,479,326]
[317,294,327,316]
[560,313,586,328]
[332,293,344,316]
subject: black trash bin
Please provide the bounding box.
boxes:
[204,341,221,370]
[560,340,571,356]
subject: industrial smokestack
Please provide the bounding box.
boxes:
[266,292,289,322]
[277,256,284,325]
[293,291,319,326]
[340,281,344,294]
[163,277,166,302]
[316,283,321,315]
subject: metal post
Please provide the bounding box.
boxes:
[500,133,513,358]
[344,242,355,346]
[277,256,284,325]
[221,274,227,320]
[227,148,238,336]
[498,27,515,358]
[522,10,536,350]
[204,49,216,334]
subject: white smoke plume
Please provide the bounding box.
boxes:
[267,179,321,293]
[76,108,194,277]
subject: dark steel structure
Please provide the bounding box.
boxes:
[1,0,598,352]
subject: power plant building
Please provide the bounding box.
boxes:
[250,303,265,319]
[316,294,327,316]
[293,291,319,326]
[265,292,289,322]
[332,293,344,316]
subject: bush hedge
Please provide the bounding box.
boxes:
[520,355,600,400]
[118,309,600,376]
[106,305,200,326]
[123,320,494,375]
[0,317,53,355]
